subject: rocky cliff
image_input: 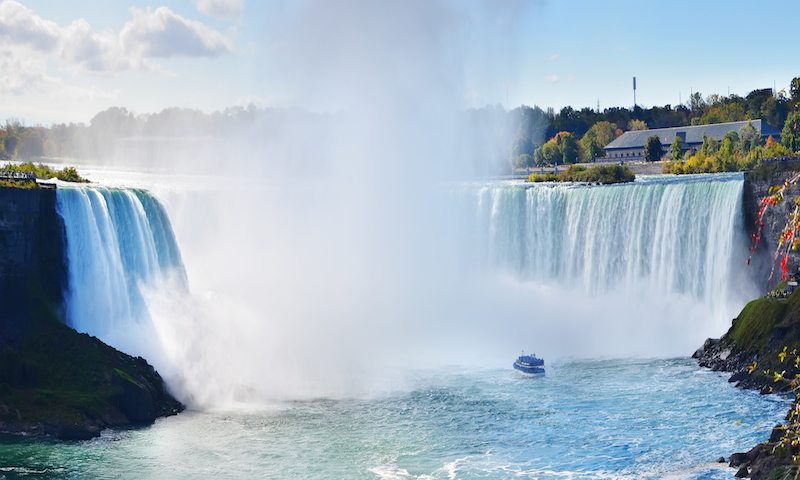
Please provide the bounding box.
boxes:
[695,286,800,478]
[0,182,184,439]
[0,184,67,344]
[743,161,800,291]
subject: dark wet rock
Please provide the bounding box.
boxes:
[0,185,183,439]
[744,168,800,284]
[735,465,749,478]
[730,452,749,468]
[769,426,785,443]
[717,456,726,463]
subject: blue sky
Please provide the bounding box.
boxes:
[2,0,799,125]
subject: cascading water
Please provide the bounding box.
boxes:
[49,173,759,402]
[55,186,187,356]
[454,172,756,322]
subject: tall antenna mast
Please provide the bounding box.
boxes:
[633,77,636,108]
[597,98,600,113]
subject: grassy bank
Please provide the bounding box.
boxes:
[528,164,635,184]
[1,162,88,183]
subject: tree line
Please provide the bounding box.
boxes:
[497,84,797,170]
[2,80,799,176]
[0,105,327,163]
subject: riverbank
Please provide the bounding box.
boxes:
[695,289,800,478]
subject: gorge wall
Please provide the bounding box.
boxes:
[0,185,68,345]
[743,163,800,290]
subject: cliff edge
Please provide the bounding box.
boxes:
[0,183,184,439]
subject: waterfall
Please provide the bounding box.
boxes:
[56,186,187,343]
[50,174,756,388]
[454,173,754,317]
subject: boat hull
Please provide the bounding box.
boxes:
[513,362,545,377]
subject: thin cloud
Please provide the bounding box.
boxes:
[121,7,236,59]
[0,48,117,100]
[549,53,559,61]
[567,75,575,83]
[194,0,244,19]
[543,74,558,84]
[50,81,120,101]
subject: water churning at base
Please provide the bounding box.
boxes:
[56,186,186,341]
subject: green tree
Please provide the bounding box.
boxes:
[723,130,739,147]
[690,92,706,116]
[534,139,562,166]
[738,120,761,153]
[644,135,663,162]
[510,134,536,159]
[588,121,618,146]
[699,132,719,157]
[559,132,579,164]
[790,77,800,111]
[670,135,684,161]
[716,137,736,172]
[514,154,533,168]
[580,130,604,162]
[781,110,800,153]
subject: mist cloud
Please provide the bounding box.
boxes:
[194,0,244,19]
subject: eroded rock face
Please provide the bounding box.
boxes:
[744,169,800,290]
[110,356,183,424]
[0,186,67,347]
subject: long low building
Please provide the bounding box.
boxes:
[602,119,782,162]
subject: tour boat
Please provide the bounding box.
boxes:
[513,352,545,377]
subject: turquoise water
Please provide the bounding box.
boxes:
[0,358,789,479]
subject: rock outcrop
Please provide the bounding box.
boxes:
[0,183,183,439]
[695,285,800,478]
[743,161,800,290]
